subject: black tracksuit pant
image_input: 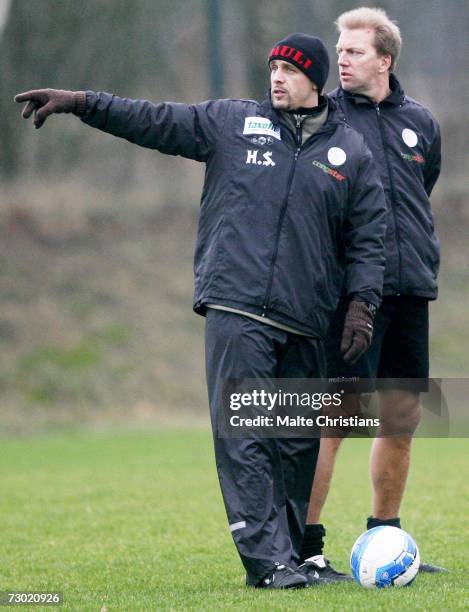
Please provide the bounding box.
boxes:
[204,308,325,585]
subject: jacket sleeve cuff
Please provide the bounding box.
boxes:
[73,91,88,116]
[348,291,381,308]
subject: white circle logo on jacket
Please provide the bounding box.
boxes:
[327,147,347,166]
[402,128,418,147]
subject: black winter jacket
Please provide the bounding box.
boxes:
[329,75,441,299]
[81,92,386,338]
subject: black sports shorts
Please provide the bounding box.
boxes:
[325,295,430,393]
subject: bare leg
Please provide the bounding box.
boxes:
[307,394,361,523]
[306,437,343,523]
[370,390,421,519]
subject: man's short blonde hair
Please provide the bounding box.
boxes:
[336,7,402,72]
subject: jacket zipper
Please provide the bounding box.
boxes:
[375,104,402,295]
[261,116,303,316]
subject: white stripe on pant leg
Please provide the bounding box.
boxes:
[229,521,246,532]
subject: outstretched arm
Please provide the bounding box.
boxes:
[15,88,228,162]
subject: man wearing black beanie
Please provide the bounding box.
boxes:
[15,33,386,589]
[269,33,330,95]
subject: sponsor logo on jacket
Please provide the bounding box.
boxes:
[250,135,274,146]
[243,117,281,140]
[401,153,424,164]
[312,160,346,181]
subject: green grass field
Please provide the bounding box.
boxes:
[0,430,467,611]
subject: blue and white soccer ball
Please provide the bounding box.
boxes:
[350,526,420,588]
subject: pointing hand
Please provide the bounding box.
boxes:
[14,88,86,128]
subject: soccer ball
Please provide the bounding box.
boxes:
[350,526,420,588]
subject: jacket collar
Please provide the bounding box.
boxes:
[338,73,405,106]
[259,91,343,127]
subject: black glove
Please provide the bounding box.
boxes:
[340,300,375,365]
[14,88,87,128]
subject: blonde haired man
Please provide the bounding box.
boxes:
[297,7,445,582]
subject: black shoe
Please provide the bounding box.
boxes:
[295,564,323,587]
[419,561,448,573]
[297,555,353,583]
[255,564,308,589]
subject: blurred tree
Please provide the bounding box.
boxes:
[241,0,267,101]
[207,0,224,98]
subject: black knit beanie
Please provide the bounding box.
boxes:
[268,33,330,91]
